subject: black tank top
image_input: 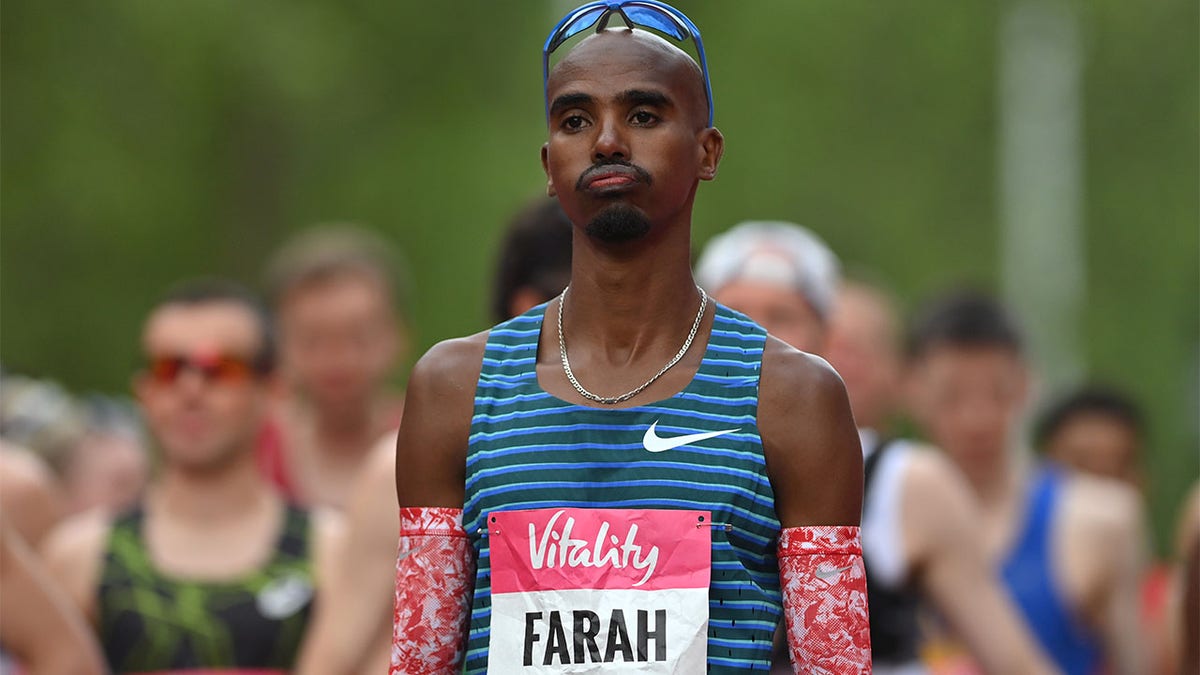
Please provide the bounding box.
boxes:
[863,438,922,666]
[97,505,314,673]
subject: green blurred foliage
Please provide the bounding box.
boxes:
[2,1,1196,550]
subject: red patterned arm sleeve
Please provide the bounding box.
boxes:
[390,507,475,675]
[778,525,872,674]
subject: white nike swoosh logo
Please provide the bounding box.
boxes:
[642,421,740,453]
[816,564,854,579]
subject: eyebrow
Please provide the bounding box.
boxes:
[616,89,672,110]
[548,88,675,119]
[548,92,594,119]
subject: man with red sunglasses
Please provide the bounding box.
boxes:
[390,3,870,673]
[42,280,342,674]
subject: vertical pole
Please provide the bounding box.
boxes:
[998,0,1086,394]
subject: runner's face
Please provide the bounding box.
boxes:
[907,345,1028,472]
[135,303,271,473]
[1045,414,1141,487]
[826,286,901,431]
[713,280,825,355]
[278,272,399,412]
[542,31,720,238]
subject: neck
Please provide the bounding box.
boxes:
[563,222,701,363]
[296,395,385,455]
[962,450,1019,507]
[153,452,271,523]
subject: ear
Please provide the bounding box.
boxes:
[541,143,556,197]
[697,127,725,181]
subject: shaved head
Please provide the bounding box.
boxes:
[548,29,709,129]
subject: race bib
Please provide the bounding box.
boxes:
[487,508,711,673]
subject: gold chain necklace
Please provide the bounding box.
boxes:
[557,285,708,405]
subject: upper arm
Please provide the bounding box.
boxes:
[905,451,1055,674]
[1085,483,1146,675]
[38,510,109,623]
[295,439,400,675]
[0,522,106,675]
[757,338,863,528]
[0,446,66,547]
[394,334,487,509]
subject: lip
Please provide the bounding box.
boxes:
[582,166,642,193]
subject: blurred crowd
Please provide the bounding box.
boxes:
[0,199,1195,674]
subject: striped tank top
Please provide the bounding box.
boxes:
[462,302,783,673]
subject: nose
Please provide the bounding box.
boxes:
[592,114,629,162]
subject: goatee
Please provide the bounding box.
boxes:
[585,204,651,243]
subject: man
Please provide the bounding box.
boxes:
[695,220,840,356]
[698,226,1054,674]
[1034,385,1144,488]
[906,290,1145,675]
[298,197,572,675]
[260,225,408,508]
[42,280,340,673]
[391,4,869,673]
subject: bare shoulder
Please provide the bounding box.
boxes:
[41,508,109,568]
[899,444,982,554]
[406,332,491,402]
[40,508,110,616]
[758,336,846,408]
[903,444,973,501]
[757,336,862,527]
[356,431,399,494]
[1061,472,1143,543]
[395,331,490,508]
[308,505,346,579]
[0,443,65,545]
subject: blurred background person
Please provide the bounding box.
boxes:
[41,280,341,674]
[696,222,1055,675]
[489,196,573,323]
[260,225,409,508]
[695,220,837,355]
[1035,385,1145,488]
[296,194,572,675]
[826,277,905,440]
[906,290,1146,675]
[0,376,149,518]
[1034,385,1181,672]
[0,440,65,548]
[60,396,149,515]
[0,518,106,675]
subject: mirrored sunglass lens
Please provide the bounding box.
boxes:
[623,6,688,39]
[212,357,253,382]
[554,7,607,49]
[149,357,183,383]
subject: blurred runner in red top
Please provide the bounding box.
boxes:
[258,225,408,508]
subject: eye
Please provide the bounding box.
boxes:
[630,110,658,125]
[561,114,590,131]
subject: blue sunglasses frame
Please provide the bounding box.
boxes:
[542,0,714,128]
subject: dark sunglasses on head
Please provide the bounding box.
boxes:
[146,353,267,386]
[542,0,714,128]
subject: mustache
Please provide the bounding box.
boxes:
[575,160,653,192]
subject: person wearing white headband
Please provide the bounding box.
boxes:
[695,220,839,355]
